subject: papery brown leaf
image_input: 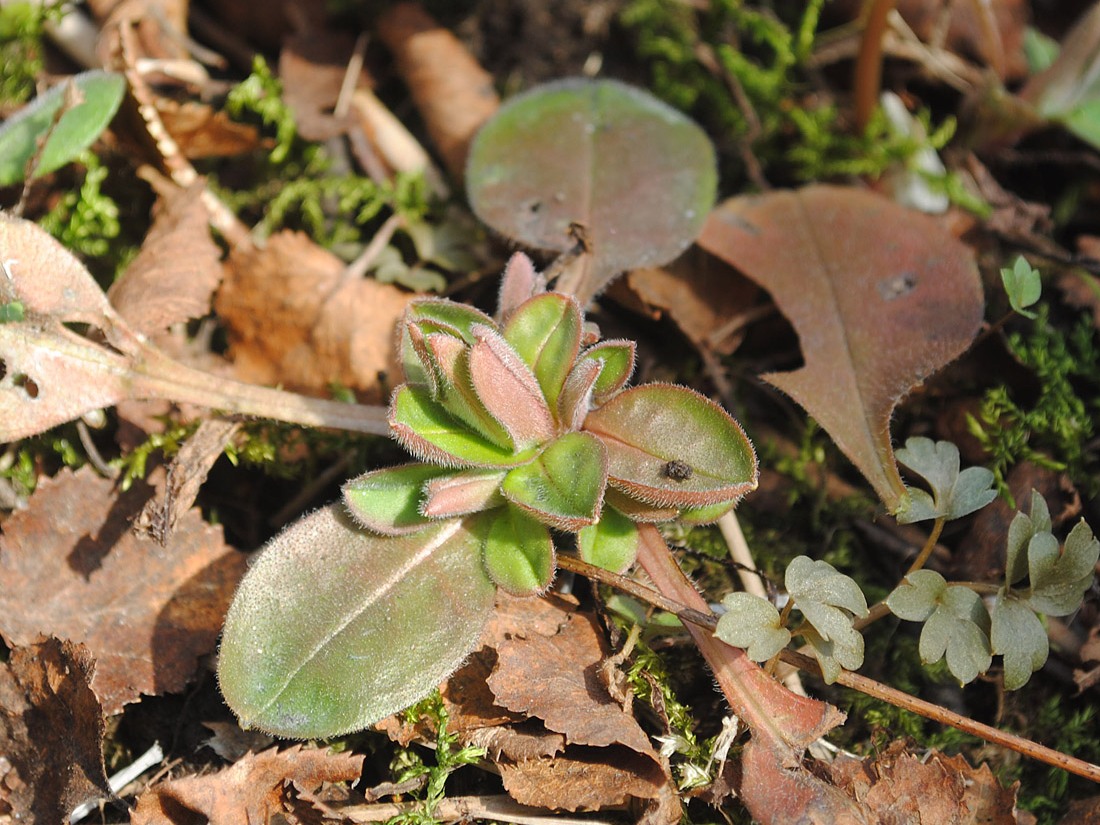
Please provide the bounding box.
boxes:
[280,28,369,141]
[154,99,261,158]
[216,230,412,402]
[828,741,1020,824]
[625,249,759,356]
[376,2,499,180]
[130,745,364,825]
[108,182,222,337]
[0,638,109,824]
[0,467,245,713]
[699,186,983,510]
[488,612,652,753]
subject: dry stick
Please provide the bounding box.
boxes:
[340,794,616,825]
[556,553,1100,785]
[853,0,896,133]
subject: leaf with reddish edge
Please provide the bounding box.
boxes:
[400,299,496,386]
[699,185,983,511]
[475,506,555,595]
[421,468,506,518]
[603,487,679,523]
[557,357,602,432]
[389,384,535,468]
[584,383,757,508]
[496,252,546,324]
[501,431,607,530]
[577,339,636,403]
[424,333,513,448]
[468,324,556,447]
[466,79,717,304]
[218,507,495,738]
[342,462,451,535]
[503,292,582,413]
[577,506,639,573]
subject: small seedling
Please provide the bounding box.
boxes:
[1001,255,1042,319]
[217,252,757,737]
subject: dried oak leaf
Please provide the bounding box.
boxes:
[0,467,245,714]
[154,99,260,159]
[130,745,364,825]
[216,231,412,402]
[281,27,369,141]
[829,742,1020,824]
[0,637,109,824]
[108,182,223,337]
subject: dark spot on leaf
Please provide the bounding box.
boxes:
[877,272,917,300]
[14,373,38,398]
[661,460,693,481]
[0,358,6,381]
[525,200,543,214]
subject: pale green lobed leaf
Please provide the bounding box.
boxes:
[886,569,946,622]
[716,592,791,662]
[1027,519,1100,616]
[990,595,1048,690]
[917,585,991,685]
[894,438,995,523]
[1000,256,1041,319]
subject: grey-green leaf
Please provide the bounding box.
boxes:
[0,71,126,185]
[990,595,1048,690]
[886,569,946,622]
[1000,256,1041,319]
[716,592,791,662]
[218,506,495,739]
[1027,519,1100,616]
[894,437,996,523]
[466,78,716,303]
[917,585,991,685]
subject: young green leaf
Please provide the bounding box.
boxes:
[576,505,640,573]
[889,571,991,684]
[894,437,996,524]
[0,71,126,185]
[1005,491,1051,586]
[1000,256,1041,319]
[422,332,513,448]
[476,506,555,594]
[468,324,556,448]
[716,592,791,662]
[785,556,868,683]
[503,292,582,413]
[389,384,533,468]
[990,595,1048,690]
[577,340,636,403]
[557,358,602,431]
[496,252,546,324]
[500,431,607,530]
[218,507,496,738]
[583,383,758,508]
[1027,519,1100,616]
[342,463,451,535]
[466,78,717,303]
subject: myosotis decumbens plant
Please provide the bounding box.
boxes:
[217,252,757,737]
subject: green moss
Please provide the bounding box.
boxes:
[0,2,53,107]
[38,151,123,261]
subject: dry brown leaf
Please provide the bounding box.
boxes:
[130,745,364,825]
[280,28,368,141]
[488,612,652,754]
[0,638,109,824]
[1059,795,1100,824]
[376,2,499,180]
[829,742,1020,824]
[699,185,984,511]
[108,182,223,337]
[216,230,413,402]
[155,99,261,158]
[0,467,245,714]
[624,250,759,356]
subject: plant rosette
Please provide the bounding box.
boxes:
[346,252,759,592]
[218,253,757,738]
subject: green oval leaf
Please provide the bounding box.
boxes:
[0,71,126,185]
[475,506,555,594]
[579,339,636,403]
[218,507,495,738]
[467,78,717,302]
[503,292,582,412]
[577,504,640,574]
[342,463,450,535]
[583,383,757,508]
[501,431,607,531]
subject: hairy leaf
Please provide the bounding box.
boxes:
[577,339,636,403]
[990,595,1048,690]
[716,593,791,662]
[466,78,717,303]
[583,383,757,508]
[342,463,450,535]
[894,437,996,524]
[389,384,533,468]
[423,332,513,447]
[218,507,495,738]
[576,505,640,573]
[401,298,496,386]
[468,324,556,448]
[476,506,555,594]
[0,71,126,185]
[700,186,983,511]
[557,357,602,431]
[501,431,607,530]
[496,252,546,324]
[503,292,582,413]
[420,468,507,518]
